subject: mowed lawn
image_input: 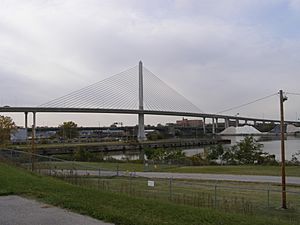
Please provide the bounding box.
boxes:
[0,162,299,225]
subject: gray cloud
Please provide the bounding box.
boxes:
[1,0,300,126]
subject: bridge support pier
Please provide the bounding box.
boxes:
[138,113,145,141]
[212,118,215,134]
[225,118,229,129]
[235,119,239,127]
[202,117,206,134]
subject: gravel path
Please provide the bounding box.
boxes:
[0,195,113,225]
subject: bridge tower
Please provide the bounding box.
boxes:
[138,61,146,141]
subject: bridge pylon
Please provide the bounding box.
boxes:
[138,60,146,141]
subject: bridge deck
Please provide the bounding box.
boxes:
[0,107,298,124]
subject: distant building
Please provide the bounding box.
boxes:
[176,118,203,127]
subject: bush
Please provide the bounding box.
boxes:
[206,136,276,165]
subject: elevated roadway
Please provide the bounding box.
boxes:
[0,106,298,125]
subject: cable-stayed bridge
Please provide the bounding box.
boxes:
[0,61,299,140]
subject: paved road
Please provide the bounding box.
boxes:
[51,169,300,185]
[0,195,113,225]
[134,172,300,185]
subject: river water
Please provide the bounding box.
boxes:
[104,136,300,161]
[183,136,300,161]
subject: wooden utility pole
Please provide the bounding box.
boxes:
[31,112,37,171]
[31,124,36,171]
[279,90,287,209]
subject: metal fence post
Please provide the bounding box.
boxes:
[117,164,119,176]
[169,177,173,201]
[75,168,78,185]
[98,168,101,190]
[267,185,270,208]
[49,158,52,176]
[129,173,132,195]
[214,184,217,208]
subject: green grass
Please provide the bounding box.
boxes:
[0,162,299,225]
[37,161,174,172]
[71,176,300,211]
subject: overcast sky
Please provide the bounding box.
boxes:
[1,0,300,127]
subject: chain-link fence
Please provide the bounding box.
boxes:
[0,148,120,176]
[1,148,300,221]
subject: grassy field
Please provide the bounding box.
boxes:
[67,176,300,214]
[39,161,300,177]
[37,161,169,172]
[0,162,299,225]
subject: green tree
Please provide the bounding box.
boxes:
[0,115,16,145]
[235,136,264,164]
[73,147,94,161]
[221,145,237,164]
[57,121,79,139]
[145,148,186,161]
[291,151,300,165]
[206,137,275,165]
[207,144,224,161]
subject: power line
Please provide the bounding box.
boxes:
[217,93,278,114]
[286,92,300,96]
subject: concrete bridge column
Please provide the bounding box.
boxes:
[202,117,206,134]
[235,119,239,127]
[212,118,216,134]
[138,113,145,141]
[245,120,248,125]
[225,118,229,129]
[254,120,257,126]
[215,118,218,129]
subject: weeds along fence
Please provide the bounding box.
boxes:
[62,176,300,215]
[0,148,120,176]
[1,148,300,218]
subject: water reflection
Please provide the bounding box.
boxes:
[102,136,300,161]
[221,135,300,160]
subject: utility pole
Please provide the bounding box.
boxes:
[31,124,36,171]
[279,90,287,209]
[31,112,37,171]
